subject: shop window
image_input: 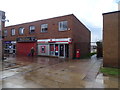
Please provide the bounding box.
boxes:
[11,28,15,36]
[29,25,35,34]
[58,21,68,31]
[4,30,7,37]
[50,44,54,55]
[5,44,7,49]
[55,44,59,56]
[13,50,16,53]
[19,27,24,35]
[13,45,16,49]
[41,24,48,33]
[41,46,46,53]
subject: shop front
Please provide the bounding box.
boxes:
[4,41,16,54]
[37,38,71,58]
[16,37,37,56]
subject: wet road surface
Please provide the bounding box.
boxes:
[0,55,119,88]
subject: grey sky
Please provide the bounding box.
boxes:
[0,0,118,42]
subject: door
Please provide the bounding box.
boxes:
[65,44,69,57]
[16,42,36,56]
[59,44,64,57]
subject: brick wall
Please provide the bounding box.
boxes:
[103,11,120,68]
[72,15,91,57]
[3,14,73,41]
[3,14,91,59]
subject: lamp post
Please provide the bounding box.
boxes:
[0,11,6,60]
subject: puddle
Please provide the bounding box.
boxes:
[2,69,19,79]
[3,62,23,70]
[2,55,119,88]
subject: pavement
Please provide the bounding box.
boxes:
[0,55,119,88]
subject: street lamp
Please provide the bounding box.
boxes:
[0,11,5,60]
[0,11,9,60]
[1,20,9,60]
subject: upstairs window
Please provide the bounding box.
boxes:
[41,24,48,33]
[19,27,24,35]
[29,25,35,34]
[4,30,7,37]
[59,21,68,31]
[11,28,15,36]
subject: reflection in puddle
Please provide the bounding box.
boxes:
[2,56,119,88]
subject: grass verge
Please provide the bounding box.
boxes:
[100,67,120,76]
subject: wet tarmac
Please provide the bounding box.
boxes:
[0,55,120,88]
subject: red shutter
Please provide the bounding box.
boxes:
[16,42,36,56]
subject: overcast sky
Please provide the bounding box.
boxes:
[0,0,118,42]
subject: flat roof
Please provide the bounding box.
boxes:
[103,10,120,15]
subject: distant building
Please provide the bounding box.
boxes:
[91,44,97,53]
[3,14,91,59]
[96,41,103,58]
[103,11,120,68]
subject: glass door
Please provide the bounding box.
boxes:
[65,44,69,57]
[50,44,55,56]
[59,44,64,57]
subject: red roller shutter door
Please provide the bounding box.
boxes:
[16,42,36,56]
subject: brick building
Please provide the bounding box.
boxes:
[3,14,91,59]
[103,11,120,68]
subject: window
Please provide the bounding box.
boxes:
[4,30,7,37]
[29,25,35,34]
[11,28,15,36]
[50,44,54,55]
[19,27,24,35]
[41,46,46,53]
[41,24,48,32]
[59,21,68,31]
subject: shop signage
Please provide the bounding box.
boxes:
[37,38,72,44]
[11,41,16,43]
[5,41,16,44]
[5,41,11,43]
[16,37,36,42]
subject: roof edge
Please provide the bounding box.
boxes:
[5,14,74,28]
[103,10,120,15]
